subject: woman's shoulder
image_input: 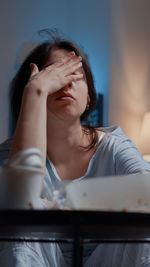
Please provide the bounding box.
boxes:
[97,125,129,143]
[98,125,124,136]
[96,125,137,154]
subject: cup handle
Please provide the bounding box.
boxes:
[8,148,43,168]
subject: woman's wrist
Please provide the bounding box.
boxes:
[24,84,48,99]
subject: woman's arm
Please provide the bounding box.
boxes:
[9,53,83,168]
[9,83,47,167]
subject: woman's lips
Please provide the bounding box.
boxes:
[56,94,75,101]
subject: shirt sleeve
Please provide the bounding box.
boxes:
[114,137,150,175]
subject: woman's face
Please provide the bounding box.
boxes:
[45,48,90,122]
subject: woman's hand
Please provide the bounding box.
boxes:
[25,52,83,97]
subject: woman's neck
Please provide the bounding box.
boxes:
[47,118,88,164]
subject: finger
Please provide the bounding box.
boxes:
[55,51,76,65]
[65,73,84,84]
[63,55,82,68]
[63,62,83,76]
[61,57,82,75]
[48,52,79,70]
[30,63,39,77]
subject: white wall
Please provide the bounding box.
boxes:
[109,0,150,154]
[0,0,110,143]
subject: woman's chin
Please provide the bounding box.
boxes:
[57,112,79,122]
[47,105,84,123]
[52,111,81,123]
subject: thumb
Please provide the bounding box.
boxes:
[30,63,39,77]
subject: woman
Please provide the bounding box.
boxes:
[1,30,150,266]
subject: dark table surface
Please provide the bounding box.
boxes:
[0,210,150,243]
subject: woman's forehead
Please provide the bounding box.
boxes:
[48,48,72,63]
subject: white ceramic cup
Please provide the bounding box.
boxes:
[0,148,45,209]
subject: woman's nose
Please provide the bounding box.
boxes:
[63,82,72,91]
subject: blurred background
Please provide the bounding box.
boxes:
[0,0,150,158]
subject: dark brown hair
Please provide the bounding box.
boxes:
[10,30,99,149]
